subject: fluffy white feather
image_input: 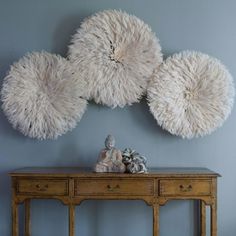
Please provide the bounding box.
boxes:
[68,10,162,108]
[148,51,235,139]
[1,51,87,139]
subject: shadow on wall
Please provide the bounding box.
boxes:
[162,49,177,60]
[0,171,11,233]
[0,111,24,140]
[52,12,93,57]
[57,141,94,167]
[129,98,173,138]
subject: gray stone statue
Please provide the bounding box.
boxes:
[94,135,126,173]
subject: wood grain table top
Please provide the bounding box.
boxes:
[10,167,220,177]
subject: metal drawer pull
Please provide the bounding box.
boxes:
[35,184,49,191]
[179,184,192,192]
[106,184,120,191]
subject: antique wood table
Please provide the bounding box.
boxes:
[10,167,220,236]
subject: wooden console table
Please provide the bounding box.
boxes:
[10,167,220,236]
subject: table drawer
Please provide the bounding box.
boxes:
[159,179,211,196]
[17,179,69,195]
[75,179,154,196]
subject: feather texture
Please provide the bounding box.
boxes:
[68,10,162,108]
[1,51,87,139]
[148,51,235,138]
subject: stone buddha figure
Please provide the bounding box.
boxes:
[94,135,126,173]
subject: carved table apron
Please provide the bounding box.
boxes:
[10,167,220,236]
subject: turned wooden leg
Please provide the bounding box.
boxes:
[69,205,75,236]
[25,199,31,236]
[210,199,217,236]
[200,201,206,236]
[153,204,159,236]
[12,199,19,236]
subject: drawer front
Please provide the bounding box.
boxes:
[75,179,154,196]
[17,179,69,196]
[159,179,211,196]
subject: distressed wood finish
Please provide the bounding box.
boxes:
[12,197,18,236]
[69,204,75,236]
[211,178,218,236]
[75,178,154,196]
[11,177,19,236]
[10,167,220,236]
[152,203,159,236]
[159,179,212,196]
[17,178,69,195]
[200,200,206,236]
[24,199,31,236]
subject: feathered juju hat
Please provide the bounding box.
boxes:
[1,51,87,139]
[148,51,235,139]
[68,10,162,108]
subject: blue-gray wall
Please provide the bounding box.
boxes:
[0,0,235,235]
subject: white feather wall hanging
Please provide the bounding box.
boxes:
[1,51,87,140]
[68,10,163,108]
[148,51,235,139]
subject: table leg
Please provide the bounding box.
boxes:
[210,199,217,236]
[153,204,159,236]
[69,205,75,236]
[25,199,31,236]
[12,199,19,236]
[200,201,206,236]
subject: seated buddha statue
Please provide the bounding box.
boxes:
[94,135,126,173]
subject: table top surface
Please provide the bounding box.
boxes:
[10,167,220,177]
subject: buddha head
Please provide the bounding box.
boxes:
[105,135,115,150]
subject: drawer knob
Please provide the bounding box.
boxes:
[179,184,192,192]
[107,184,120,191]
[36,184,49,192]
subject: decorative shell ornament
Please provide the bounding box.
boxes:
[68,10,162,108]
[122,148,148,173]
[1,51,87,139]
[148,51,235,139]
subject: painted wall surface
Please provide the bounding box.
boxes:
[0,0,235,235]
